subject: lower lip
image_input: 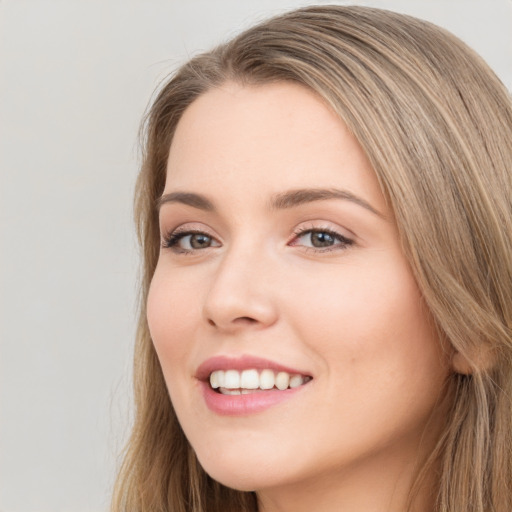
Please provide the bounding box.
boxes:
[200,381,306,416]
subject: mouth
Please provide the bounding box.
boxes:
[195,355,313,413]
[210,368,312,395]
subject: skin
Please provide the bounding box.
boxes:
[147,81,452,512]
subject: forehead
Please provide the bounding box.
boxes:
[165,81,385,213]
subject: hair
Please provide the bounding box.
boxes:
[112,5,512,512]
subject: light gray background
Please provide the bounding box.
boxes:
[1,1,510,511]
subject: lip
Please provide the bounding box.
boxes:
[195,355,312,416]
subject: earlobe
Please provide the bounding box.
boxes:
[451,351,474,375]
[451,346,496,375]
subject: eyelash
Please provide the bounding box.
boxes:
[161,229,215,254]
[161,226,354,254]
[291,226,354,252]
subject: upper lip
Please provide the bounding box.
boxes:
[195,355,312,381]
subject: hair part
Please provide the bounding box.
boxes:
[113,6,512,512]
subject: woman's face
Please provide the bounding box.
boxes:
[147,81,451,499]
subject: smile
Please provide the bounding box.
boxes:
[196,355,313,415]
[210,369,312,394]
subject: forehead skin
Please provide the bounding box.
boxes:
[165,81,388,220]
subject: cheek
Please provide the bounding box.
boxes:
[284,255,446,384]
[284,259,449,454]
[146,267,200,369]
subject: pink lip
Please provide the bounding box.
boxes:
[200,382,305,416]
[195,355,312,416]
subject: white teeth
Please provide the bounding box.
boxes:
[224,370,240,389]
[210,370,224,389]
[259,369,275,390]
[275,371,290,390]
[289,375,304,388]
[240,369,259,389]
[222,388,242,395]
[209,368,310,392]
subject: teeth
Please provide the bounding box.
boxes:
[210,370,224,389]
[224,370,240,389]
[259,369,275,390]
[222,388,242,395]
[208,368,310,392]
[275,371,290,390]
[289,375,304,388]
[240,369,259,389]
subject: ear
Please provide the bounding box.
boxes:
[451,345,495,375]
[451,351,474,375]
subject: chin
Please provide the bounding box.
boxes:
[196,448,288,492]
[201,463,263,491]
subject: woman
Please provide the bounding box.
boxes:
[113,5,512,512]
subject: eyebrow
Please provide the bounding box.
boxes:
[157,192,215,211]
[270,188,383,217]
[157,188,384,218]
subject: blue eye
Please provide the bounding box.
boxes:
[293,229,353,250]
[162,231,220,252]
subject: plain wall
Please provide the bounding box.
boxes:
[1,1,511,511]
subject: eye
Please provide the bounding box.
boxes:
[162,229,221,253]
[291,228,353,251]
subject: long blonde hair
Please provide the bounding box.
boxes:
[113,6,512,511]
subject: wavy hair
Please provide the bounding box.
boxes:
[113,6,512,511]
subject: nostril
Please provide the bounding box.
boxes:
[234,316,258,324]
[207,316,257,328]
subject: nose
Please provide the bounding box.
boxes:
[202,245,279,333]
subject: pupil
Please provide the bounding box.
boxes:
[312,232,334,247]
[191,234,211,249]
